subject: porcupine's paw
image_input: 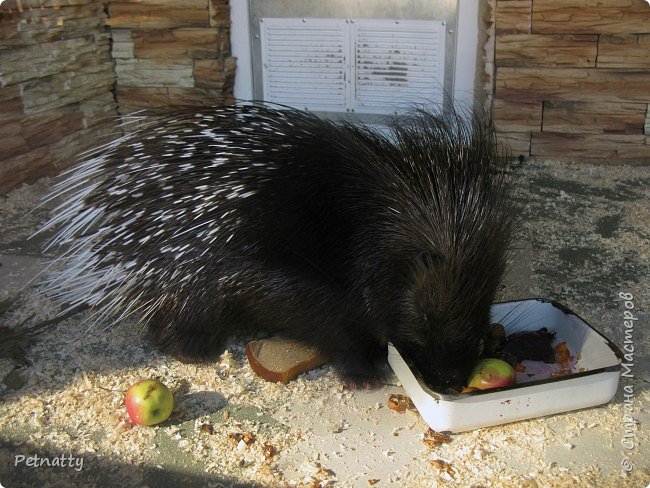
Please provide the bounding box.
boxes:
[150,334,219,364]
[337,359,387,390]
[146,314,227,364]
[340,370,387,390]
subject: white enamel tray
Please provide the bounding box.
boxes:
[387,299,623,433]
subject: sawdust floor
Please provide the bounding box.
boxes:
[0,160,648,487]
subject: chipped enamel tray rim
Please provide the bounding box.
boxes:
[387,298,623,433]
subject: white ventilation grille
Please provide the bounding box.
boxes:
[260,18,445,114]
[260,19,349,112]
[354,20,445,113]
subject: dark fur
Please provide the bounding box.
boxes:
[43,104,517,389]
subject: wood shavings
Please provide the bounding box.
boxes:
[429,458,455,476]
[387,393,410,412]
[422,428,453,447]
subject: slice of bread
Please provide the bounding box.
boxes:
[246,338,327,384]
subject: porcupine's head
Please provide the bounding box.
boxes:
[369,109,518,391]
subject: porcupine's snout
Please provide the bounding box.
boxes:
[384,115,517,391]
[410,322,486,391]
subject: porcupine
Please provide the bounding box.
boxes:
[40,103,517,390]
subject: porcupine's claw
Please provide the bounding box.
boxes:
[341,373,386,390]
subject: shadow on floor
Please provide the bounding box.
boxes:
[0,438,263,488]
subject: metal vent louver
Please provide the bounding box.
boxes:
[260,18,348,112]
[353,20,445,113]
[260,18,445,114]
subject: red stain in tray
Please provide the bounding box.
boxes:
[501,399,511,405]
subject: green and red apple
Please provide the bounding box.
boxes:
[125,379,174,426]
[467,358,516,390]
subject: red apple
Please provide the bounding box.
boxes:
[125,379,174,426]
[467,358,516,390]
